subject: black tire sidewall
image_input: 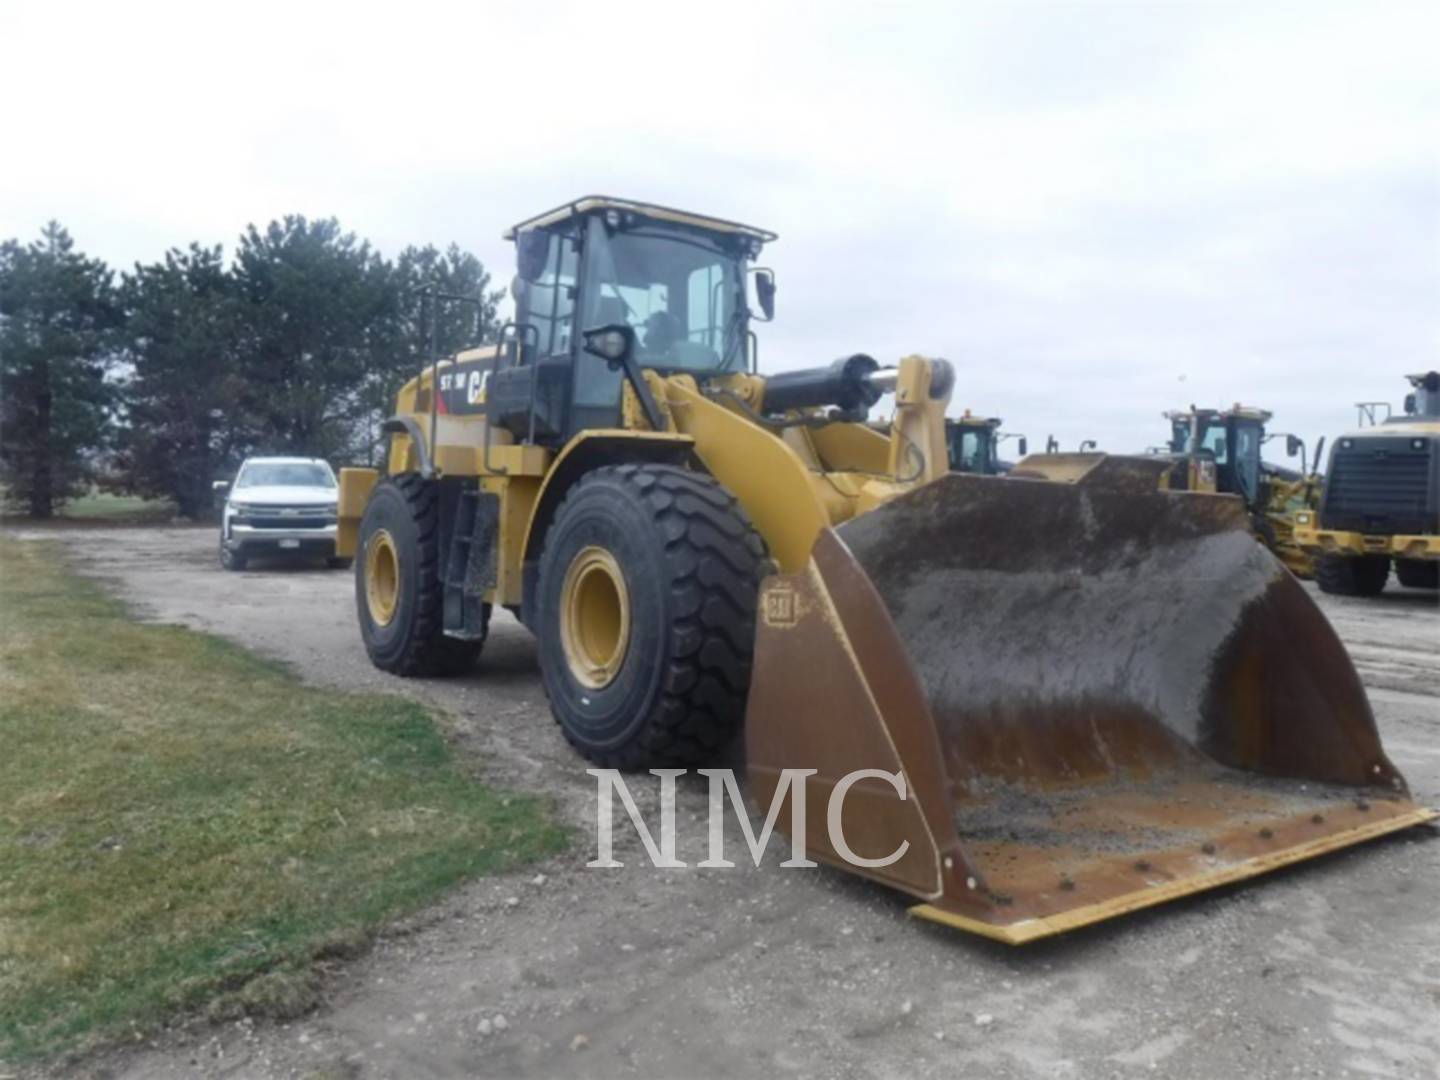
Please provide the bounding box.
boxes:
[219,532,245,571]
[356,480,428,667]
[537,478,671,757]
[1395,558,1439,589]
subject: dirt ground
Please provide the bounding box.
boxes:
[12,525,1440,1080]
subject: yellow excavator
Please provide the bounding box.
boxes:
[337,197,1433,943]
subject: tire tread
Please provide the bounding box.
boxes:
[544,464,764,768]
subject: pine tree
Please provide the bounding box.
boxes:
[0,222,118,517]
[230,216,395,460]
[113,244,240,518]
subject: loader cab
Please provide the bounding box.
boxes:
[945,414,1003,475]
[491,197,777,447]
[1165,406,1270,507]
[1402,370,1440,419]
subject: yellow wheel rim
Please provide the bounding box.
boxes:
[560,546,630,689]
[365,528,400,627]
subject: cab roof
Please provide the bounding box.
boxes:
[503,196,778,244]
[1165,405,1273,424]
[953,411,1002,429]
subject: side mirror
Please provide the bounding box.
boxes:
[1017,436,1028,456]
[1404,392,1417,415]
[516,231,550,282]
[1285,434,1302,458]
[582,323,636,368]
[752,269,776,321]
[212,480,229,492]
[583,323,667,431]
[1080,440,1097,452]
[1046,436,1059,454]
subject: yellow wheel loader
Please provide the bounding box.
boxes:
[337,197,1434,943]
[1296,372,1440,595]
[874,411,1023,475]
[946,411,1027,475]
[1158,406,1319,578]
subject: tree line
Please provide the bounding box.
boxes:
[0,218,503,518]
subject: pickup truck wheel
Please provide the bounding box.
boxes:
[356,474,485,676]
[219,536,246,572]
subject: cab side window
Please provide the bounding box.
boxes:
[519,233,577,358]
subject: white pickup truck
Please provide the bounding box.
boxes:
[213,457,349,571]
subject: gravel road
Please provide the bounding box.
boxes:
[14,525,1440,1080]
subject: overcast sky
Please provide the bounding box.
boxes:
[2,0,1435,459]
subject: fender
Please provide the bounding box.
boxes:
[517,430,695,626]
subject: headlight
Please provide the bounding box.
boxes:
[1296,512,1312,525]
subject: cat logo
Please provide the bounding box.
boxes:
[762,584,799,628]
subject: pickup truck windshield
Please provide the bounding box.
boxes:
[237,463,335,489]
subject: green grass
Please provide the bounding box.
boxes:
[0,541,567,1064]
[61,489,176,521]
[0,487,177,523]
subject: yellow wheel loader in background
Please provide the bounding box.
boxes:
[337,197,1433,944]
[1296,372,1440,595]
[874,410,1024,475]
[1159,405,1321,578]
[946,411,1027,475]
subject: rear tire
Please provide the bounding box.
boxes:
[1395,558,1439,590]
[356,474,485,676]
[1315,554,1390,597]
[536,464,765,769]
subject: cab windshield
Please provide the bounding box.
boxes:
[1197,421,1228,463]
[580,218,747,374]
[950,427,994,473]
[1169,418,1192,453]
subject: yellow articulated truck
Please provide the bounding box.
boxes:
[336,197,1433,943]
[1296,372,1440,595]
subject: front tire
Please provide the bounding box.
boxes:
[220,535,246,572]
[536,464,765,769]
[1315,554,1390,597]
[355,474,485,676]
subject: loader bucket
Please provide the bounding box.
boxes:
[745,469,1435,944]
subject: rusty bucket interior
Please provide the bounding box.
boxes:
[745,468,1435,944]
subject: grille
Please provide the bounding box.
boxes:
[234,504,336,530]
[242,516,335,530]
[1323,438,1435,535]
